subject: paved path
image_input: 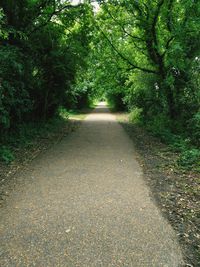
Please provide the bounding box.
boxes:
[0,103,183,266]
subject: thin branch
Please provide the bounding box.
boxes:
[29,3,83,35]
[103,4,146,43]
[162,36,174,57]
[97,25,158,74]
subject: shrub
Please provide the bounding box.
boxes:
[0,145,15,163]
[145,114,172,141]
[129,108,143,124]
[0,46,32,133]
[188,112,200,146]
[178,149,200,169]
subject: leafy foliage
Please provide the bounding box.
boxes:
[0,1,97,162]
[0,1,94,136]
[0,145,14,164]
[79,0,200,168]
[178,149,200,169]
[0,0,199,169]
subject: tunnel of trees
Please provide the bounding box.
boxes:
[0,0,199,163]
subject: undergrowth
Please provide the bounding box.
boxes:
[129,108,200,171]
[0,107,70,164]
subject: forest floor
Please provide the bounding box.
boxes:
[117,113,200,267]
[0,103,184,266]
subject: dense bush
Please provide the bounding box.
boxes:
[188,112,200,146]
[0,1,97,162]
[0,1,94,136]
[178,149,200,169]
[0,45,32,133]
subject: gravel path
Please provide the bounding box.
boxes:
[0,103,184,266]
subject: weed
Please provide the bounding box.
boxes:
[0,146,15,163]
[178,149,200,169]
[129,108,143,125]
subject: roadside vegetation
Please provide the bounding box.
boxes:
[83,1,200,174]
[1,1,199,168]
[0,0,95,163]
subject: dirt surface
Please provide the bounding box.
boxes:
[0,103,184,266]
[118,113,200,267]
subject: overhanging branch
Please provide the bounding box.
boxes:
[29,3,83,35]
[98,25,158,74]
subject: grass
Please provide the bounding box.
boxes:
[68,110,89,121]
[0,118,67,164]
[126,109,200,172]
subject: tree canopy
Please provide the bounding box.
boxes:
[0,0,200,146]
[85,0,200,145]
[0,0,94,133]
